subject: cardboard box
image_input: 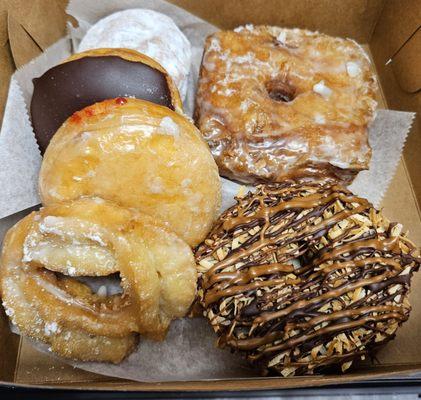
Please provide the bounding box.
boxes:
[0,0,420,393]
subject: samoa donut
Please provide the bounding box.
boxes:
[31,48,182,153]
[0,198,197,363]
[195,26,378,185]
[39,98,221,247]
[78,9,192,99]
[195,181,420,376]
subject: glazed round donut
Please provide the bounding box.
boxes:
[195,181,420,376]
[31,47,182,153]
[0,198,197,363]
[39,98,221,247]
[195,26,378,184]
[78,9,191,99]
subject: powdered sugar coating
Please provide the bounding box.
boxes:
[78,9,192,99]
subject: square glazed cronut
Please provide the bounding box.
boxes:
[195,26,378,185]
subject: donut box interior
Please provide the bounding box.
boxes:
[0,0,420,393]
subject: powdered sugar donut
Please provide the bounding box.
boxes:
[78,9,191,99]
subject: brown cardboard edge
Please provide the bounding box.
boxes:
[2,364,421,391]
[1,0,421,391]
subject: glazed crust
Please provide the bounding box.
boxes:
[195,181,420,376]
[0,198,197,363]
[39,98,221,247]
[195,26,378,185]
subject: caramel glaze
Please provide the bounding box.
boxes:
[195,180,420,376]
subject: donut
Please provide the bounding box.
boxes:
[195,26,378,185]
[78,9,191,99]
[0,197,197,363]
[39,98,221,247]
[31,48,182,153]
[195,181,420,376]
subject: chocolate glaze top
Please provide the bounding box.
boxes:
[195,180,421,376]
[31,55,175,153]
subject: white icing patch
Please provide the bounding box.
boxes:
[149,177,164,194]
[44,321,59,336]
[181,178,192,187]
[159,117,179,138]
[4,307,14,317]
[313,80,332,100]
[277,31,287,44]
[314,114,326,124]
[219,88,235,96]
[234,24,254,33]
[240,100,252,112]
[208,37,221,52]
[81,132,91,141]
[48,188,63,200]
[346,61,361,77]
[85,233,106,247]
[39,216,65,235]
[67,264,76,276]
[234,53,254,64]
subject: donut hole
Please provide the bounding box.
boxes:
[265,78,296,102]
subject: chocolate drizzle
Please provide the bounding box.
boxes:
[31,55,175,153]
[195,181,420,376]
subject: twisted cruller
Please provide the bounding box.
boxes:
[195,181,420,376]
[0,198,196,363]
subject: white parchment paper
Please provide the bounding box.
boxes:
[0,0,416,383]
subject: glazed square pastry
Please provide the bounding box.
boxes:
[195,25,378,184]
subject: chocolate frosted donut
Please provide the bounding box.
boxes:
[195,181,420,376]
[31,48,182,152]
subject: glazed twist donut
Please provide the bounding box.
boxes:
[39,98,221,247]
[195,181,420,376]
[0,198,197,363]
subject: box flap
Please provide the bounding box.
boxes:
[0,0,12,126]
[391,28,421,93]
[7,13,42,68]
[6,0,67,51]
[0,0,7,47]
[6,0,68,68]
[169,0,384,43]
[373,0,421,62]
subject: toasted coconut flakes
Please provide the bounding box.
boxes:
[341,361,353,372]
